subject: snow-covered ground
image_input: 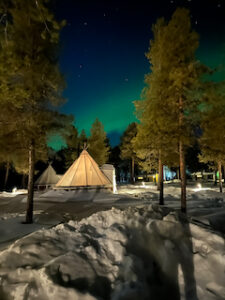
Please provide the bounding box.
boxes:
[1,183,225,245]
[0,183,225,299]
[0,205,224,300]
[0,211,59,251]
[0,189,27,198]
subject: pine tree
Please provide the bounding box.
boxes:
[88,119,109,166]
[0,0,69,223]
[132,123,159,182]
[120,123,138,183]
[164,8,202,212]
[134,17,178,204]
[134,8,202,211]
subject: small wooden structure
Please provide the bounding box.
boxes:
[100,164,117,193]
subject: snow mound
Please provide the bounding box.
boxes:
[0,205,224,300]
[0,189,27,198]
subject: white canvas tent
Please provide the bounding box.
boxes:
[35,164,61,189]
[55,150,111,189]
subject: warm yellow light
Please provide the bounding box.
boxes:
[197,183,202,189]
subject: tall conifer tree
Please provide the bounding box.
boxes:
[0,0,70,223]
[120,122,138,183]
[88,119,109,166]
[134,18,178,204]
[164,8,201,212]
[135,8,201,211]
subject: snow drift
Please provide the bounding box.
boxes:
[0,205,224,300]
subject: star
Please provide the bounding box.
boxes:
[84,22,88,26]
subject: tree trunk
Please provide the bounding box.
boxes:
[131,157,135,183]
[4,161,10,190]
[223,166,225,182]
[157,157,160,191]
[158,153,164,205]
[214,170,217,186]
[25,140,35,223]
[179,140,186,213]
[179,96,186,213]
[218,161,222,193]
[177,168,180,180]
[157,175,160,190]
[22,174,27,189]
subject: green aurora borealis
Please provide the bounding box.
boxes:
[49,0,225,150]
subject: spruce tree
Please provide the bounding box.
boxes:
[88,119,109,166]
[132,122,159,184]
[64,125,79,166]
[120,123,138,183]
[78,129,88,154]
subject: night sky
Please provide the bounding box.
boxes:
[50,0,225,149]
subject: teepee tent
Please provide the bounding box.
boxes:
[55,149,111,188]
[35,164,61,189]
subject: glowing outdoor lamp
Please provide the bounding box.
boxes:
[12,187,17,193]
[196,183,202,189]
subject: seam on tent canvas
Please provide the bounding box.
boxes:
[56,155,79,186]
[84,152,88,185]
[91,157,110,184]
[47,165,51,184]
[70,153,83,186]
[88,155,105,185]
